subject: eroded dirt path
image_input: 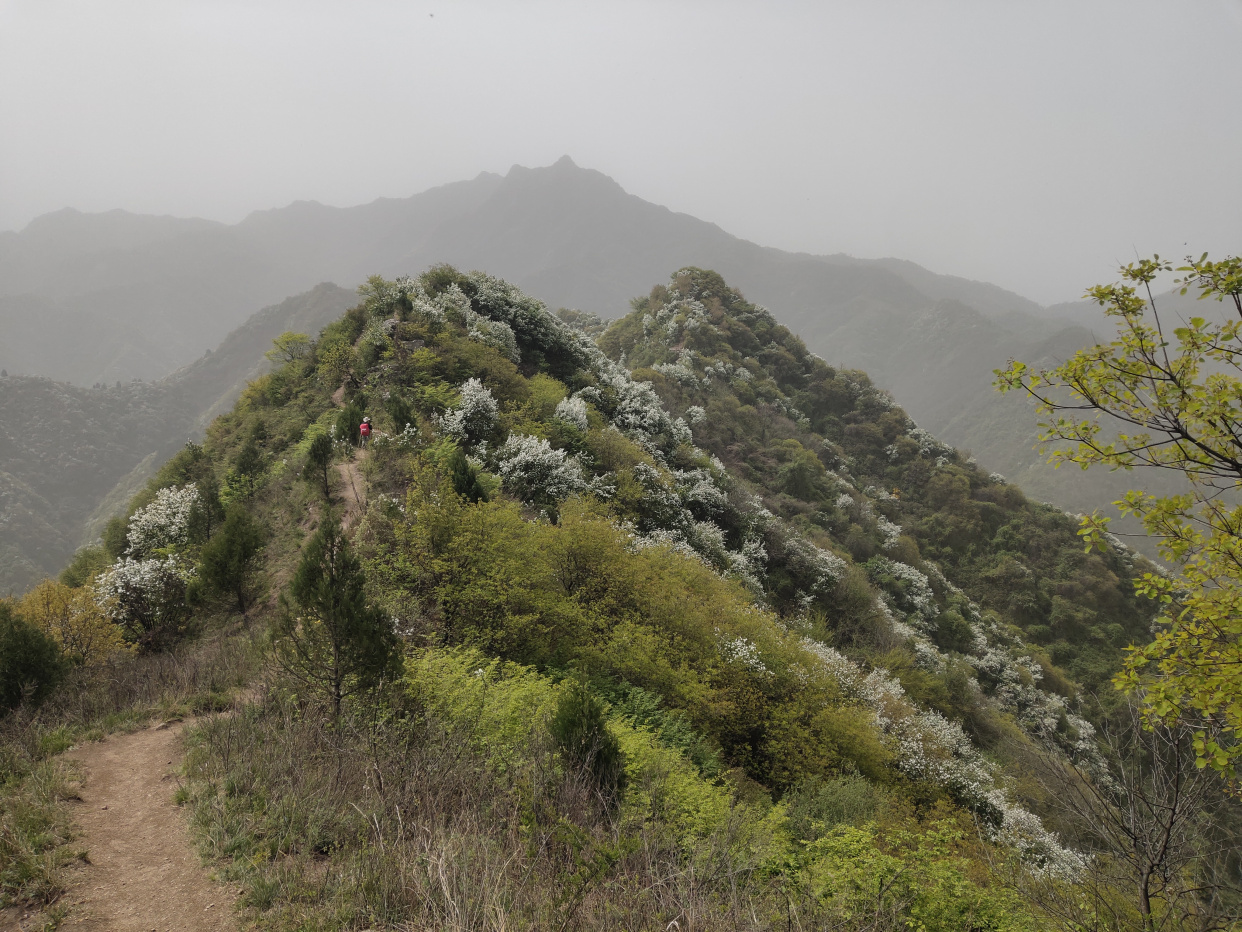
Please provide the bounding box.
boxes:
[335,450,368,529]
[60,724,238,932]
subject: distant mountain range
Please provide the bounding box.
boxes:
[0,157,1195,590]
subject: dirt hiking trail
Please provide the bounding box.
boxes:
[57,724,238,932]
[336,449,368,530]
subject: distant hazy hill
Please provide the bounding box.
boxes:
[0,158,1195,560]
[0,157,1058,386]
[0,284,354,593]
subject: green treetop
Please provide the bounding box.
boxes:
[997,253,1242,784]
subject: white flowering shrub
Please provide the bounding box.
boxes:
[95,555,194,648]
[372,423,419,452]
[726,536,769,595]
[652,359,700,386]
[467,316,520,362]
[779,534,847,603]
[361,318,392,347]
[630,463,690,533]
[628,528,706,563]
[125,484,200,557]
[907,426,952,457]
[439,378,498,443]
[799,638,1085,877]
[684,405,706,426]
[718,634,771,675]
[674,467,728,519]
[606,372,674,441]
[554,395,589,431]
[433,282,472,322]
[669,417,693,446]
[867,557,937,625]
[494,434,586,504]
[875,515,902,548]
[467,272,593,372]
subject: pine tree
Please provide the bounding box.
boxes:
[0,602,63,711]
[551,677,626,804]
[277,515,398,715]
[305,431,335,498]
[449,447,488,503]
[198,506,264,614]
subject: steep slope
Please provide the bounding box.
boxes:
[0,284,354,593]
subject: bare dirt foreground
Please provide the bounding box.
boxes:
[55,723,238,932]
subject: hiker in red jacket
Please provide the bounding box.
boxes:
[359,416,372,448]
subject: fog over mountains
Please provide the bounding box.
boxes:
[0,158,1188,591]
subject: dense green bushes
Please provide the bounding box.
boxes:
[0,603,62,712]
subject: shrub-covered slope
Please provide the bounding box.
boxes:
[0,283,354,593]
[599,269,1158,695]
[6,266,1194,930]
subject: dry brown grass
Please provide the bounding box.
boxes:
[183,689,809,932]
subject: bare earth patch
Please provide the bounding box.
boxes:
[335,451,368,529]
[56,724,238,932]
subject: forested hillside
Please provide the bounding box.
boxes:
[0,283,354,593]
[7,266,1233,931]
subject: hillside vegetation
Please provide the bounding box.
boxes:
[3,267,1237,931]
[1,158,1191,540]
[0,283,355,593]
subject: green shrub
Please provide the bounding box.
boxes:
[197,506,265,614]
[304,431,334,498]
[448,447,488,503]
[0,603,62,713]
[336,400,364,449]
[551,678,625,802]
[276,515,398,715]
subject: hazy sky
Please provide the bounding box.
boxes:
[2,0,1239,305]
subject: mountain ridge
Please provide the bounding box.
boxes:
[0,159,1194,576]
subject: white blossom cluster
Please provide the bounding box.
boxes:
[876,562,1107,776]
[799,638,1085,877]
[467,316,520,362]
[439,378,498,444]
[603,371,675,441]
[554,395,589,431]
[869,557,937,623]
[652,358,700,386]
[674,466,729,519]
[875,515,903,548]
[95,555,194,633]
[726,536,769,594]
[684,405,706,426]
[781,535,847,606]
[361,318,393,347]
[372,423,419,451]
[126,484,200,557]
[718,634,770,675]
[646,296,710,343]
[907,426,952,457]
[494,434,586,503]
[628,527,707,564]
